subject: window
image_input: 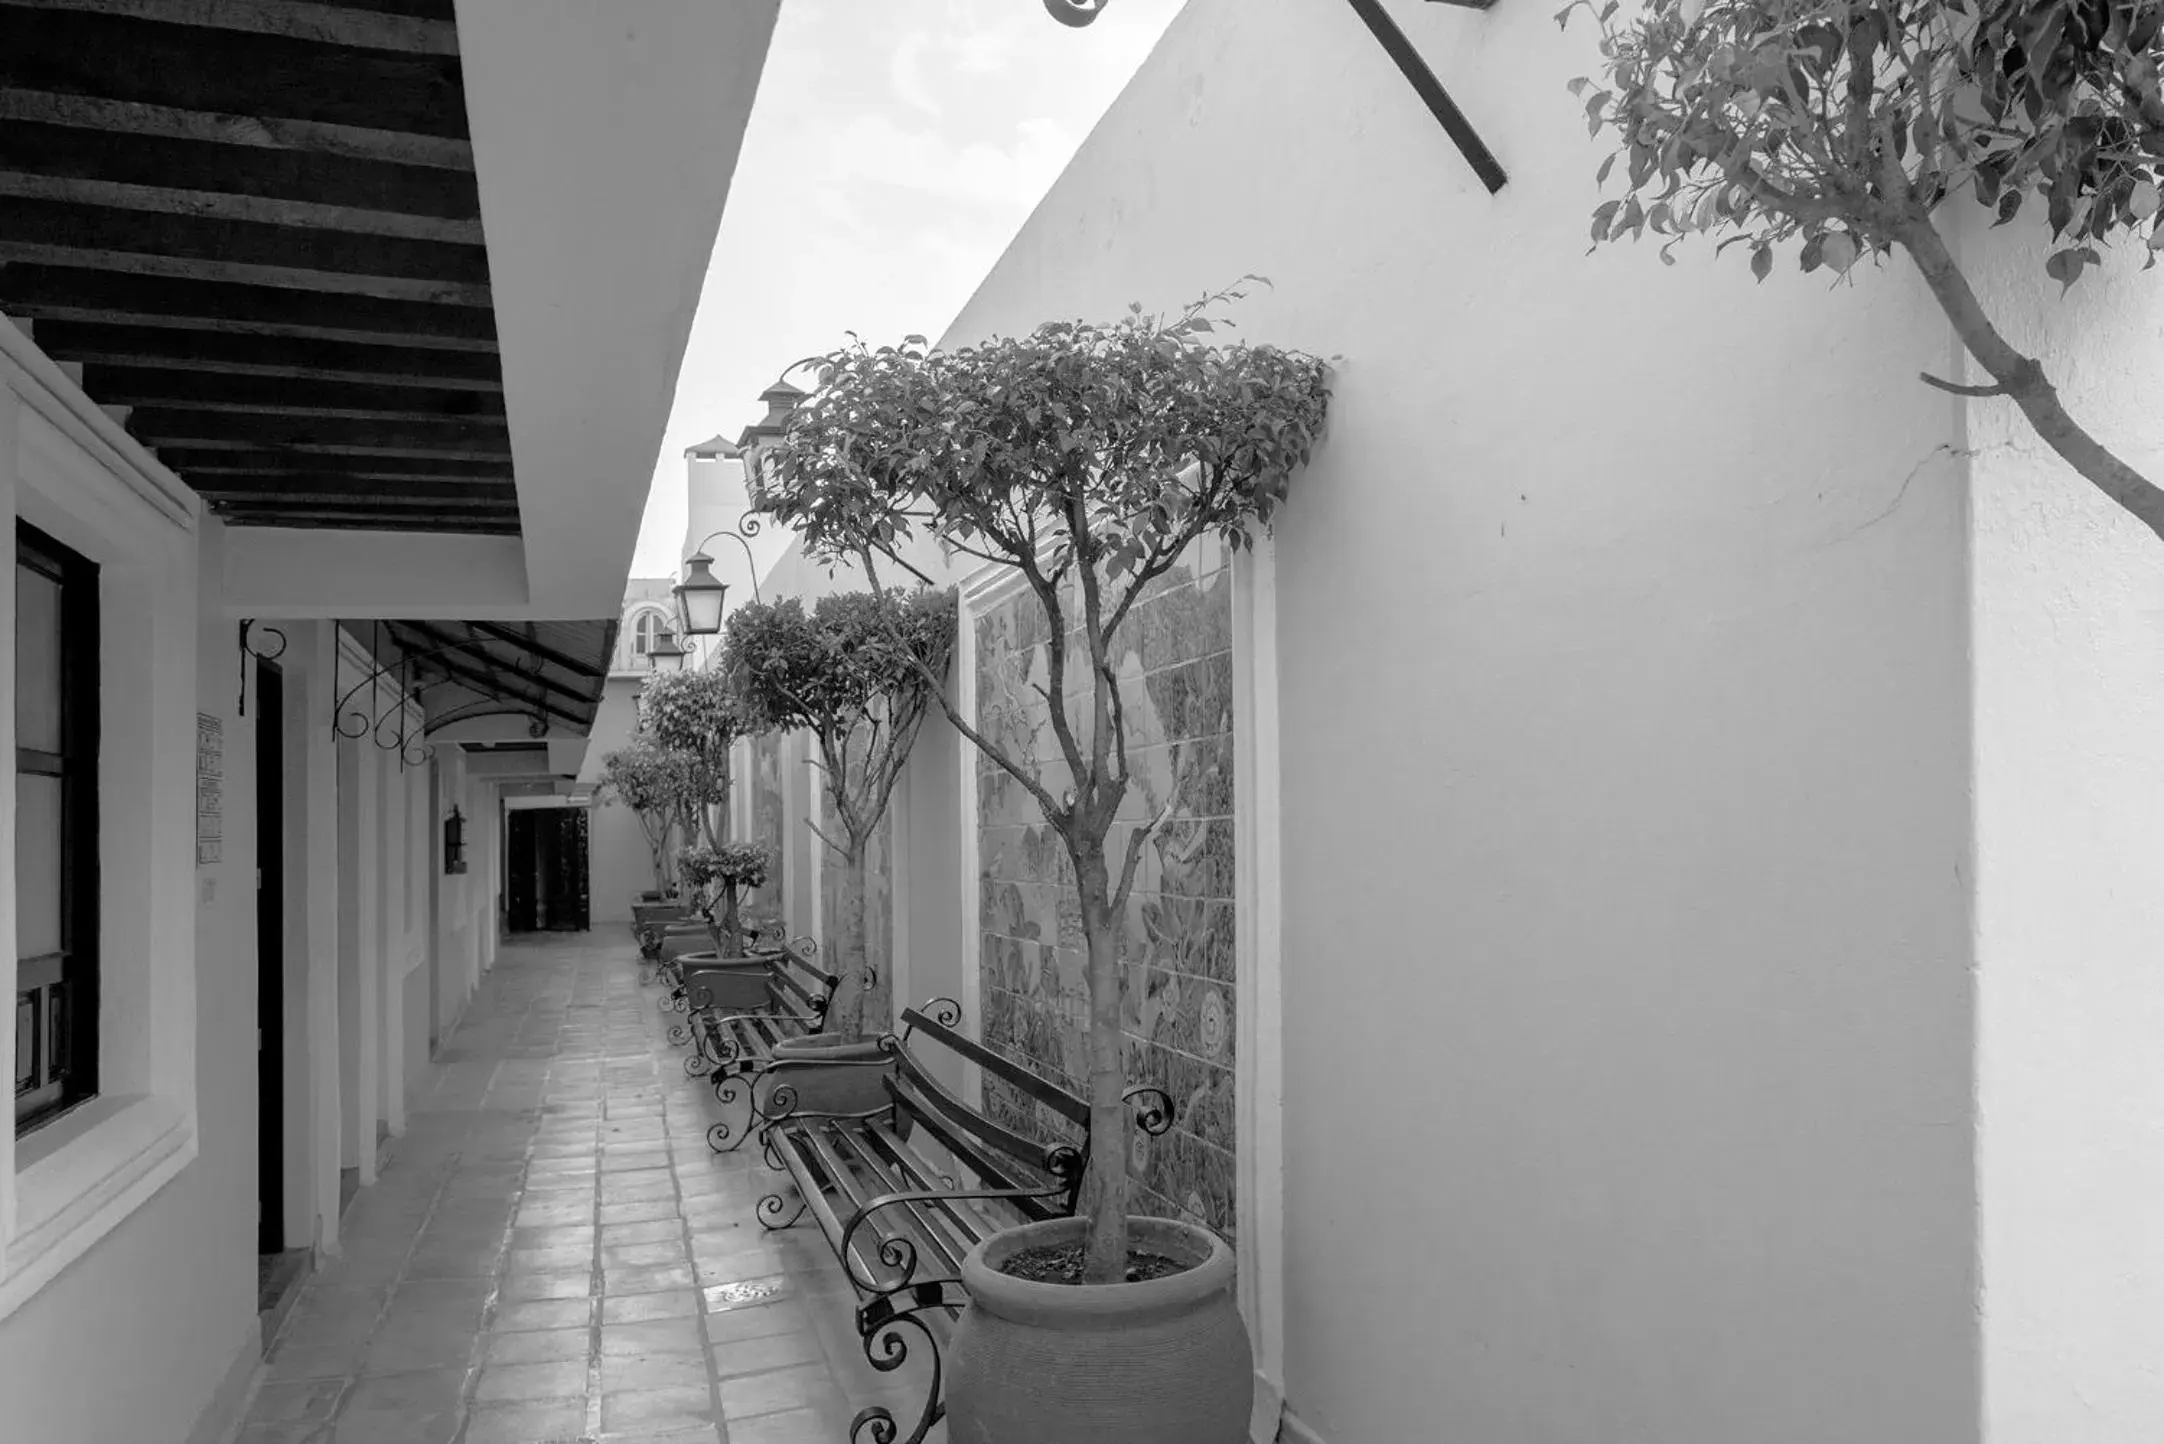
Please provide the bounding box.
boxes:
[15,522,99,1135]
[632,609,663,667]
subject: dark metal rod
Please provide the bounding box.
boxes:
[1343,0,1508,194]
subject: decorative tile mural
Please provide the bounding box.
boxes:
[747,731,785,922]
[975,536,1238,1239]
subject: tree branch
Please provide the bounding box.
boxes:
[1893,209,2164,545]
[860,547,1069,828]
[1919,373,2010,397]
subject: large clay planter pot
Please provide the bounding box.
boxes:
[760,1034,892,1115]
[677,956,770,1013]
[945,1216,1250,1444]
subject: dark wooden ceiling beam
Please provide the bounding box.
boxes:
[0,0,459,57]
[210,497,518,519]
[40,323,503,387]
[0,239,489,305]
[5,270,497,351]
[195,477,516,505]
[0,197,487,283]
[0,12,471,137]
[218,511,521,535]
[125,407,507,450]
[83,367,503,415]
[0,120,480,220]
[0,88,472,170]
[143,440,512,464]
[156,450,511,479]
[0,173,482,243]
[2,299,496,351]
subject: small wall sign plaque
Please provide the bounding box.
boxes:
[195,712,223,866]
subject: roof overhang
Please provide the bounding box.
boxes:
[0,0,779,619]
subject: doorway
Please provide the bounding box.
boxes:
[506,806,590,932]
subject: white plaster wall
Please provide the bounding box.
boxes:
[593,799,660,924]
[1960,214,2164,1440]
[940,4,1976,1441]
[0,514,260,1444]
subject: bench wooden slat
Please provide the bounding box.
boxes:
[798,1125,962,1290]
[856,1121,1005,1261]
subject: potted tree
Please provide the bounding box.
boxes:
[721,590,955,1115]
[675,839,775,1014]
[750,282,1330,1442]
[597,739,696,914]
[638,665,768,1012]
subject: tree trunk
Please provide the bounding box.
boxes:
[720,882,743,957]
[823,840,873,1039]
[1073,847,1130,1284]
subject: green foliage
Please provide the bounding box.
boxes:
[749,281,1330,840]
[597,740,701,894]
[1565,0,2164,286]
[722,587,958,1039]
[750,279,1331,598]
[678,841,771,893]
[596,741,699,817]
[637,667,741,824]
[1566,0,2164,542]
[725,590,957,740]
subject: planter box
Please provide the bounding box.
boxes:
[759,1034,894,1116]
[677,955,771,1013]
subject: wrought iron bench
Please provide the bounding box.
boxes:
[753,1004,1173,1444]
[683,939,840,1100]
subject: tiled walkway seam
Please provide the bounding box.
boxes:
[237,932,928,1444]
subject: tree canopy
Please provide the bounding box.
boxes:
[1569,0,2164,538]
[746,281,1332,1282]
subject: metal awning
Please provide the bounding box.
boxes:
[339,618,616,750]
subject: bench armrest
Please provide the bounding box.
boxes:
[837,1184,1068,1301]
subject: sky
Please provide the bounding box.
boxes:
[628,0,1180,578]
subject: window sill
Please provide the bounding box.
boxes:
[1,1094,195,1320]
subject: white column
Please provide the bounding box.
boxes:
[0,384,19,1246]
[292,622,343,1254]
[379,749,405,1136]
[335,735,379,1184]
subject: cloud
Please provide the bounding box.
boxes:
[821,112,1081,213]
[889,31,942,116]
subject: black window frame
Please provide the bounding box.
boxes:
[15,520,100,1135]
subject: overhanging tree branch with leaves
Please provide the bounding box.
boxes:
[1568,0,2164,539]
[723,590,956,1040]
[747,280,1331,1283]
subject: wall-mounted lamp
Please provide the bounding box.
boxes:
[647,628,689,673]
[443,805,468,875]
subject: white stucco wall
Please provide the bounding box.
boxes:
[1959,216,2164,1438]
[0,499,260,1442]
[938,3,1978,1441]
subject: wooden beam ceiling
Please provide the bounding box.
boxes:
[0,0,515,535]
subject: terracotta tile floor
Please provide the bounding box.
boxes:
[238,933,931,1444]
